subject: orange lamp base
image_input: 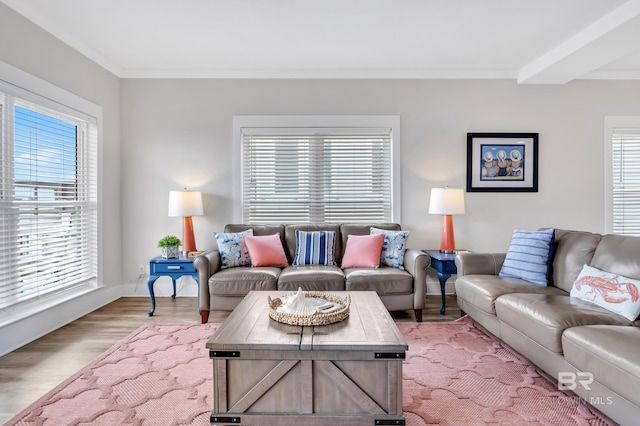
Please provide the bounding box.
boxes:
[181,216,197,253]
[440,214,456,253]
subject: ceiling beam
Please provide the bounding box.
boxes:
[518,0,640,84]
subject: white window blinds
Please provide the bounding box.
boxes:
[242,129,392,223]
[0,94,98,310]
[611,129,640,236]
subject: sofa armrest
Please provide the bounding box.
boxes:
[194,249,221,313]
[455,252,506,276]
[403,249,431,310]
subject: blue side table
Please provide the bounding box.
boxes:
[423,250,468,315]
[147,255,198,316]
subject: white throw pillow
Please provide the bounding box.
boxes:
[570,264,640,321]
[214,229,253,269]
[370,227,410,270]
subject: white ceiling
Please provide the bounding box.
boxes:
[3,0,640,83]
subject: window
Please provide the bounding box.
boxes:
[605,117,640,236]
[235,116,400,224]
[0,72,98,312]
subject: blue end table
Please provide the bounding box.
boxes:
[147,255,198,316]
[423,250,467,315]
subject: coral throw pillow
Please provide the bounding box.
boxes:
[244,234,289,267]
[341,233,385,268]
[570,264,640,321]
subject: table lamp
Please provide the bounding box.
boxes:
[429,187,465,253]
[168,189,204,254]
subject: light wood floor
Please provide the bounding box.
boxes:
[0,295,460,423]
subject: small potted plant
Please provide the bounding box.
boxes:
[158,235,181,259]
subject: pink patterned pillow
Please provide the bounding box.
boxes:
[341,233,385,268]
[244,234,289,267]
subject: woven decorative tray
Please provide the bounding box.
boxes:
[268,291,351,326]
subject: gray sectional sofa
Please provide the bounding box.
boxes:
[194,223,430,324]
[455,229,640,425]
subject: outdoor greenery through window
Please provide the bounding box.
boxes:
[241,125,395,224]
[0,89,98,311]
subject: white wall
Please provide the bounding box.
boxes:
[120,78,640,297]
[0,3,122,354]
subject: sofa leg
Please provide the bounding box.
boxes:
[414,309,423,322]
[460,310,466,317]
[200,311,209,324]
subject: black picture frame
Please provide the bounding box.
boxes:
[466,132,538,192]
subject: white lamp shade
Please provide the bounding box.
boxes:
[168,190,204,217]
[429,188,465,215]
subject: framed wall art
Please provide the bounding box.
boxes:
[466,132,538,192]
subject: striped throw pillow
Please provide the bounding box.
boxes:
[292,230,336,266]
[499,228,555,285]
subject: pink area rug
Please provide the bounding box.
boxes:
[5,317,615,425]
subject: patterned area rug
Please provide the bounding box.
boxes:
[5,317,615,425]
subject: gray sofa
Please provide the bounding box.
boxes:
[455,229,640,425]
[194,223,430,324]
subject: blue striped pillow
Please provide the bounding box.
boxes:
[292,230,336,266]
[499,229,555,285]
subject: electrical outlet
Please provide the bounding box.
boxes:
[138,265,145,274]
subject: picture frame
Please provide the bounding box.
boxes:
[466,132,538,192]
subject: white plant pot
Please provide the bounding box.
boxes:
[161,246,180,259]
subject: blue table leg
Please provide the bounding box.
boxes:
[437,272,451,315]
[171,278,177,299]
[147,275,160,316]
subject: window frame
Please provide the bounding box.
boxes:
[0,60,102,322]
[604,116,640,235]
[232,115,401,223]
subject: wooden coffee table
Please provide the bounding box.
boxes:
[206,290,408,425]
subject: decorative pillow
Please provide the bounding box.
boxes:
[214,229,253,269]
[244,234,289,267]
[570,264,640,321]
[292,230,336,266]
[341,233,385,268]
[370,227,410,269]
[499,228,555,285]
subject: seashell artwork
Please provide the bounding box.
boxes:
[276,287,317,316]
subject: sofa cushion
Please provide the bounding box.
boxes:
[499,228,555,285]
[214,229,253,269]
[341,233,385,268]
[454,274,566,315]
[550,230,601,292]
[563,325,640,407]
[590,233,640,282]
[292,230,337,265]
[370,227,410,270]
[209,266,279,296]
[244,234,289,267]
[278,265,345,291]
[495,294,632,353]
[345,267,413,295]
[224,224,285,238]
[570,264,640,321]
